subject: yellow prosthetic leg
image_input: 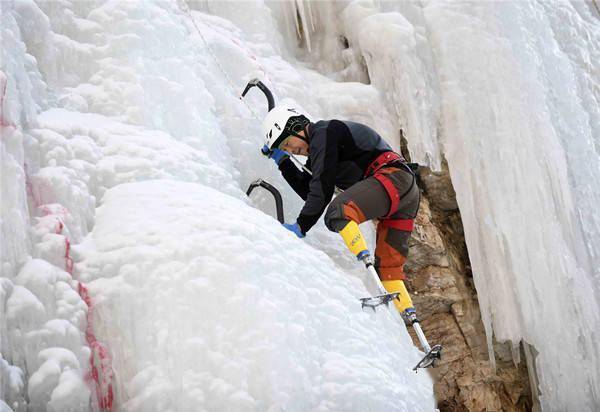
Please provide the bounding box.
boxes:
[339,221,369,258]
[340,221,415,314]
[338,221,442,370]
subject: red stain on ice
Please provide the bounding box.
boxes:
[78,282,115,410]
[30,190,115,410]
[55,215,114,410]
[5,63,113,410]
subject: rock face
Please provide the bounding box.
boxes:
[405,160,533,411]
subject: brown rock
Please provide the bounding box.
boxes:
[407,197,449,271]
[402,159,532,411]
[418,160,459,212]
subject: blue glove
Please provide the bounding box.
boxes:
[262,145,289,165]
[283,222,305,238]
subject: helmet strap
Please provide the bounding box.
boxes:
[284,129,305,142]
[285,124,310,143]
[304,123,311,140]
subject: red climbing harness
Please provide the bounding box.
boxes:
[379,216,415,232]
[373,172,400,219]
[364,151,404,178]
[365,151,416,229]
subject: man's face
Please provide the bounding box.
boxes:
[280,135,309,156]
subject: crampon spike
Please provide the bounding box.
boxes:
[413,344,443,371]
[359,292,400,311]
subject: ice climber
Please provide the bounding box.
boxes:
[261,104,419,317]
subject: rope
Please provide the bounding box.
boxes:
[176,0,264,122]
[175,1,313,176]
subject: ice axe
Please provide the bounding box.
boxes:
[241,78,314,177]
[339,221,442,371]
[240,78,275,111]
[246,179,284,223]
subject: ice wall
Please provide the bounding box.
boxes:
[2,2,90,410]
[275,0,600,410]
[78,179,433,411]
[1,0,435,409]
[5,0,597,409]
[268,0,442,169]
[424,2,600,410]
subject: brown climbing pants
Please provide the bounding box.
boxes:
[324,166,419,280]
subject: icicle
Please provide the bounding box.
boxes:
[292,0,301,38]
[511,340,521,366]
[305,0,316,32]
[295,0,312,52]
[279,1,295,48]
[523,343,541,410]
[482,306,497,371]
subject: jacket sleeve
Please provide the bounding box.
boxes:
[278,157,311,200]
[296,121,340,234]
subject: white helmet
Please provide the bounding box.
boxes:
[263,102,310,150]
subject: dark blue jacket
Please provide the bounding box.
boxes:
[278,120,392,234]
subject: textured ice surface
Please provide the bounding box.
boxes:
[1,0,434,409]
[77,180,433,411]
[3,0,599,410]
[422,2,600,410]
[269,1,442,169]
[279,1,600,410]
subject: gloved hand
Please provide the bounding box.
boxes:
[262,145,289,165]
[283,222,305,238]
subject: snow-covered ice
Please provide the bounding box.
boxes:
[2,0,599,410]
[76,180,433,411]
[422,2,600,410]
[280,1,600,410]
[2,0,434,410]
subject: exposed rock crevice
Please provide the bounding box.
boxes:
[407,158,533,411]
